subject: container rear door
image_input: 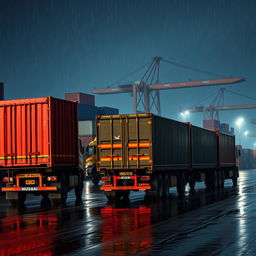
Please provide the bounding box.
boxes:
[97,115,152,170]
[0,99,50,167]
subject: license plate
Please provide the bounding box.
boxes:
[25,179,35,185]
[119,172,133,176]
[120,176,130,179]
[21,187,38,191]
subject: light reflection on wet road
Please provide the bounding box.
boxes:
[0,170,256,256]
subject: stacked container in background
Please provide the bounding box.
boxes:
[65,92,119,148]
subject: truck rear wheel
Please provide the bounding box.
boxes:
[163,174,170,198]
[177,173,186,197]
[92,169,101,185]
[75,173,84,199]
[104,191,124,202]
[218,170,225,188]
[151,174,163,199]
[189,173,196,191]
[205,172,211,190]
[211,170,218,190]
[232,168,238,186]
[9,192,26,207]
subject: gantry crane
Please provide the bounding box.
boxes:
[182,88,256,121]
[92,57,244,115]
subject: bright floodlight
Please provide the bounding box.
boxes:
[180,110,189,118]
[235,117,244,128]
[244,130,249,136]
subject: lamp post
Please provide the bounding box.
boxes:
[180,110,190,122]
[235,117,244,145]
[244,130,249,148]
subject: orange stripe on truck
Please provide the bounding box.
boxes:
[128,143,151,148]
[99,144,122,149]
[100,157,123,161]
[99,143,150,149]
[129,156,150,160]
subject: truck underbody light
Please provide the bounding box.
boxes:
[100,185,151,191]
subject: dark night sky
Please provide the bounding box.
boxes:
[1,0,256,147]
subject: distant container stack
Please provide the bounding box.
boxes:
[65,92,119,148]
[203,120,234,135]
[203,120,220,131]
[239,148,256,169]
[65,92,95,105]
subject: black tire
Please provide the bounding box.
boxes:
[163,174,170,198]
[92,168,101,185]
[177,173,186,197]
[42,192,49,200]
[104,191,124,202]
[208,170,217,191]
[41,197,51,208]
[121,190,130,199]
[92,176,100,185]
[232,168,238,186]
[52,174,68,205]
[151,174,164,198]
[9,192,26,207]
[205,171,211,190]
[219,170,225,188]
[75,173,84,199]
[189,173,196,191]
[212,170,218,190]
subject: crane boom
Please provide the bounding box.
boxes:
[187,104,256,113]
[92,77,245,95]
[150,77,245,90]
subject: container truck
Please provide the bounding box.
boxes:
[96,114,239,201]
[0,97,85,206]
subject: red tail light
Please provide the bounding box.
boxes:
[47,176,57,181]
[140,176,150,181]
[3,177,13,182]
[101,177,110,182]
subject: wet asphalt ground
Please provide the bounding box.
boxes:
[1,169,256,256]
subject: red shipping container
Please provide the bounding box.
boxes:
[252,150,256,158]
[203,120,220,131]
[0,97,78,168]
